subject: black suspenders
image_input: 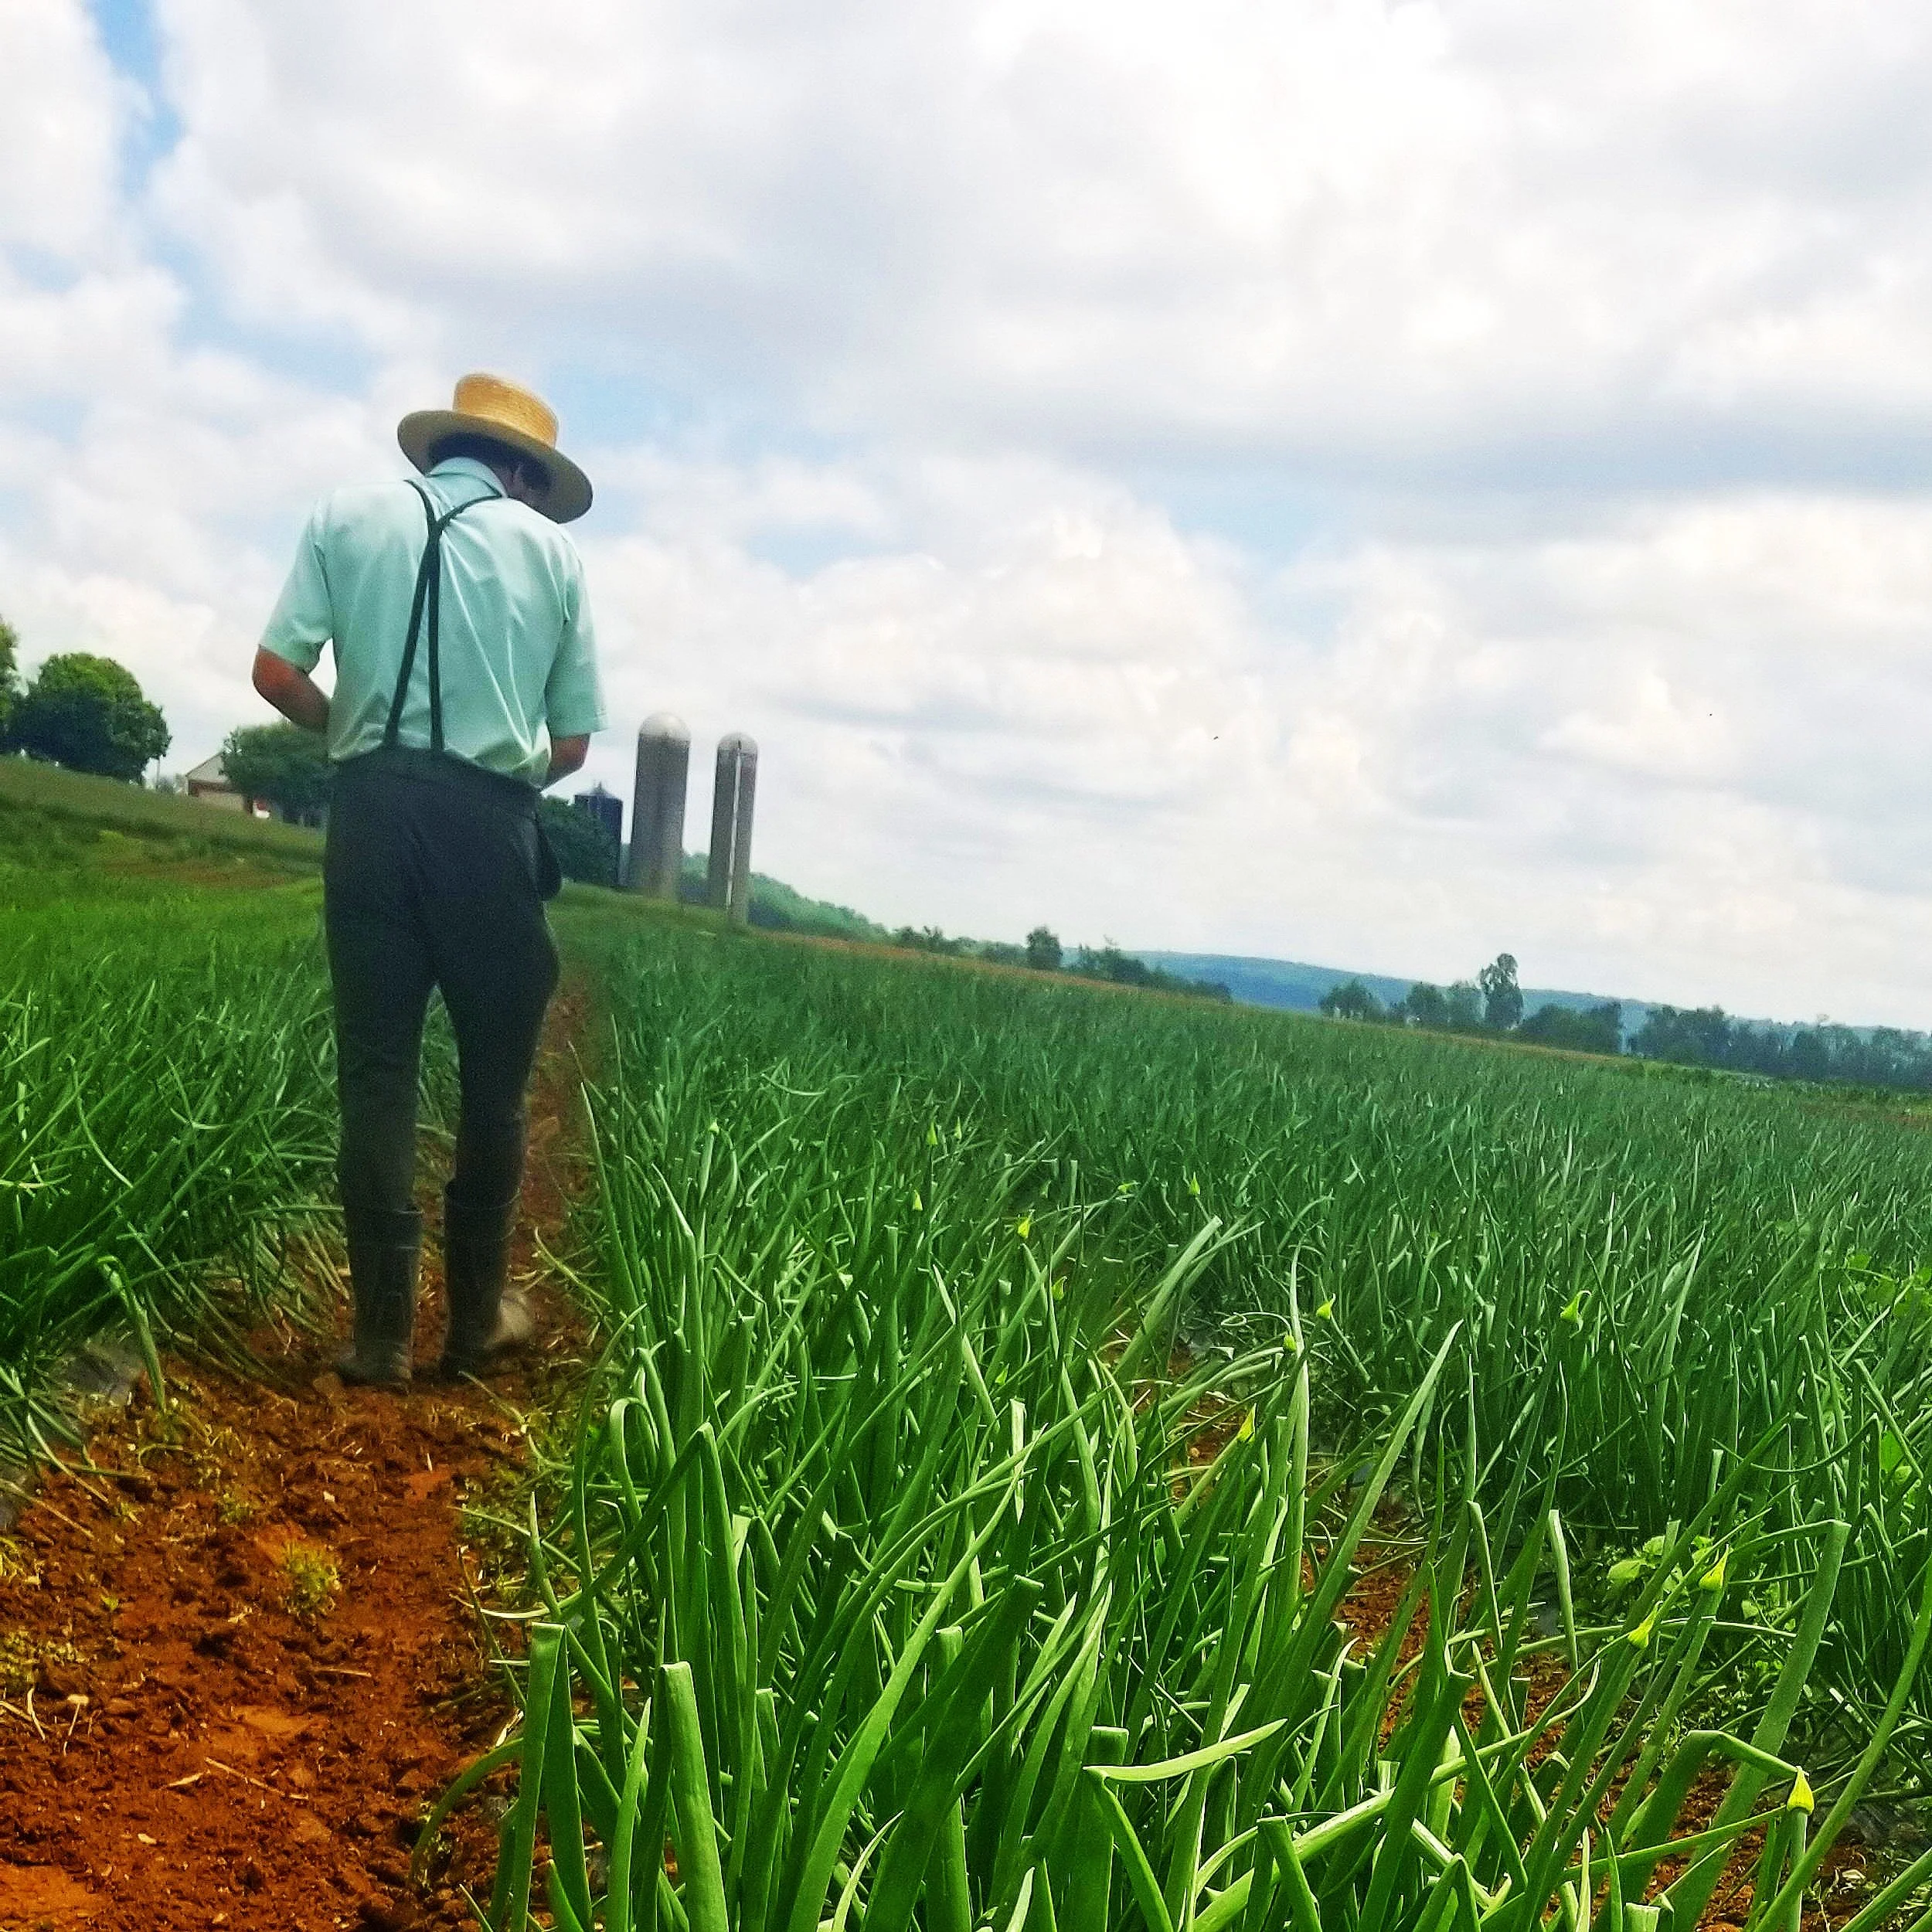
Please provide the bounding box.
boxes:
[382,479,493,753]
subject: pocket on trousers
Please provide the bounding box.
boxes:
[321,784,390,911]
[532,818,563,901]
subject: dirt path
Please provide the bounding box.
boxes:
[0,986,596,1932]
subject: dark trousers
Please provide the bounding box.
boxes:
[323,750,560,1223]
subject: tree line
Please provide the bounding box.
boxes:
[1319,952,1932,1097]
[1625,1005,1932,1091]
[1317,953,1625,1056]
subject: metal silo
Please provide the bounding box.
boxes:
[627,713,690,900]
[706,733,758,923]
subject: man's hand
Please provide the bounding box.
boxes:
[253,648,330,733]
[544,734,590,788]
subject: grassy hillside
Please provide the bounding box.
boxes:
[0,758,889,940]
[0,754,322,872]
[665,851,890,942]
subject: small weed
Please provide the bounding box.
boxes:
[99,1593,119,1615]
[136,1408,191,1460]
[216,1490,257,1526]
[0,1629,85,1697]
[196,1424,245,1475]
[0,1630,35,1697]
[0,1538,39,1587]
[134,1398,243,1484]
[279,1543,339,1621]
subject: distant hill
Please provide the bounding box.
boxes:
[1138,951,1651,1039]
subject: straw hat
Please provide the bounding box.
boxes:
[397,372,592,523]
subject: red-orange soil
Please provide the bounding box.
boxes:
[0,992,594,1932]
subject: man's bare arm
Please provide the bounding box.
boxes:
[253,648,330,733]
[544,735,590,788]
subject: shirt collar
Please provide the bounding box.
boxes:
[428,456,506,497]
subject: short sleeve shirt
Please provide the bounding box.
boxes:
[260,457,606,787]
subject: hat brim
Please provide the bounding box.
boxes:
[396,410,594,523]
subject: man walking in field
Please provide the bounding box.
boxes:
[251,375,606,1386]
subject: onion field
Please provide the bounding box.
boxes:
[10,843,1932,1927]
[468,916,1932,1932]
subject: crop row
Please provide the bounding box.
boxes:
[0,889,337,1458]
[457,923,1932,1930]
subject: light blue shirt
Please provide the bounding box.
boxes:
[260,457,606,787]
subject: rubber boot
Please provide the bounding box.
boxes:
[335,1206,422,1387]
[435,1189,533,1381]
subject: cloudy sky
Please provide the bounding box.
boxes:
[8,1,1932,1022]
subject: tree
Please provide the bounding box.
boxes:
[894,926,962,955]
[1074,944,1154,987]
[1632,1005,1735,1068]
[1398,982,1450,1029]
[1025,925,1063,972]
[1788,1027,1832,1083]
[538,796,617,887]
[220,723,330,825]
[0,617,19,740]
[1478,952,1523,1031]
[9,652,169,781]
[1319,978,1383,1022]
[1519,1001,1622,1056]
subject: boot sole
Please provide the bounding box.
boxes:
[334,1359,413,1389]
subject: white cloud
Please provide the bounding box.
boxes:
[0,0,124,257]
[118,0,1932,465]
[6,0,1932,1027]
